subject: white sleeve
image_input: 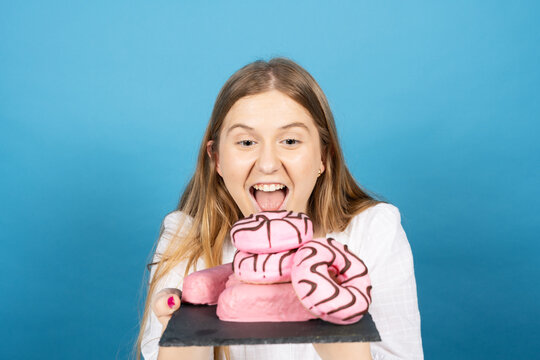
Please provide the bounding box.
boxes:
[363,204,424,360]
[141,211,194,360]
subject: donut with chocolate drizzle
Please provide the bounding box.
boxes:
[230,211,313,254]
[233,248,296,284]
[291,237,372,325]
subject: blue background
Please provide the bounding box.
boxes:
[1,1,538,359]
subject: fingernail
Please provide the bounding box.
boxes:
[167,296,175,309]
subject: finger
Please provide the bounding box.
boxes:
[153,293,181,317]
[155,294,181,328]
[153,289,182,310]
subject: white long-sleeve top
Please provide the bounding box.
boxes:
[141,203,423,359]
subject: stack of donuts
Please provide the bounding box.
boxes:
[181,211,372,325]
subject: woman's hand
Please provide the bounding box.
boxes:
[153,288,212,360]
[313,342,372,360]
[152,288,182,334]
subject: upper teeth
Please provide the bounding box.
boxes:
[253,184,286,192]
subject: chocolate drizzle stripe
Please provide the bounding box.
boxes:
[238,253,257,271]
[298,279,317,299]
[262,253,271,273]
[266,220,272,248]
[306,240,336,265]
[232,214,270,227]
[259,210,287,214]
[278,249,295,276]
[311,262,339,307]
[281,218,302,244]
[284,211,309,219]
[327,238,351,275]
[230,213,262,228]
[284,211,312,236]
[296,245,317,266]
[343,243,368,270]
[340,273,367,285]
[341,289,370,321]
[347,285,369,301]
[231,217,267,245]
[327,285,356,315]
[284,211,300,219]
[231,214,270,229]
[231,223,266,240]
[232,250,239,272]
[348,285,370,307]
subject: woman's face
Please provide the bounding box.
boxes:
[209,90,325,217]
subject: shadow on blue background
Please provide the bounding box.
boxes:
[1,1,538,359]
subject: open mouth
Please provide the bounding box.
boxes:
[249,183,290,212]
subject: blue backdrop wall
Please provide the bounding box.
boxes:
[1,1,538,359]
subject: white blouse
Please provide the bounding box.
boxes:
[141,203,423,359]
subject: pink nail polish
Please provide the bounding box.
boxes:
[167,296,175,309]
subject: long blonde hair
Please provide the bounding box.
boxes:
[134,57,382,359]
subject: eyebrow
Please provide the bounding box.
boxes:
[226,122,310,135]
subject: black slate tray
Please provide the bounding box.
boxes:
[159,303,380,347]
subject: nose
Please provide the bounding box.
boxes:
[255,143,281,174]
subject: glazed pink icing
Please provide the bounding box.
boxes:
[233,248,296,284]
[216,278,317,322]
[230,211,313,254]
[291,238,372,325]
[182,263,233,305]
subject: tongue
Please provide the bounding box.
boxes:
[254,189,286,211]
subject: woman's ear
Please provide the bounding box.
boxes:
[319,147,327,175]
[320,155,326,175]
[206,140,222,176]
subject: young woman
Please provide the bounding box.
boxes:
[135,58,423,360]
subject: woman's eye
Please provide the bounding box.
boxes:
[282,138,300,146]
[238,140,256,147]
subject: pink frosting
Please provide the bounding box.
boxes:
[216,279,317,322]
[182,263,233,305]
[230,211,313,254]
[291,238,372,325]
[225,272,241,287]
[232,248,296,284]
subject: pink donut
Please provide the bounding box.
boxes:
[231,211,313,254]
[217,280,317,322]
[291,237,372,325]
[232,249,296,284]
[182,263,233,305]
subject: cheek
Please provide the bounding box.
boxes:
[286,153,319,190]
[286,148,320,173]
[218,150,252,189]
[221,165,244,192]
